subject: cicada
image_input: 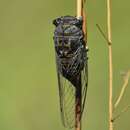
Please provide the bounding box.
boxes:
[53,16,88,128]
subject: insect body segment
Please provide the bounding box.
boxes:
[53,16,88,128]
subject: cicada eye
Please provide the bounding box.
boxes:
[73,18,83,29]
[53,18,62,26]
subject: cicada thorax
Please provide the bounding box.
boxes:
[53,16,87,88]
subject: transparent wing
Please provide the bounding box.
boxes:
[56,57,88,128]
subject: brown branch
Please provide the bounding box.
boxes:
[83,9,87,43]
[114,70,130,109]
[108,45,113,130]
[106,0,113,130]
[77,0,83,18]
[76,1,85,130]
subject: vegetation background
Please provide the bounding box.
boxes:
[0,0,130,130]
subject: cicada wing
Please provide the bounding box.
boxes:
[81,59,88,117]
[55,57,88,128]
[56,64,76,128]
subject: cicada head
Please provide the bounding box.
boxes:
[53,16,85,58]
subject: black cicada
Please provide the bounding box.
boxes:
[53,16,88,128]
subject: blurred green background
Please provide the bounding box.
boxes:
[0,0,130,130]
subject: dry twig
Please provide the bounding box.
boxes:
[114,70,130,109]
[76,1,86,130]
[96,24,111,45]
[106,0,113,130]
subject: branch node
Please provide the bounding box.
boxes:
[111,118,114,123]
[113,105,130,122]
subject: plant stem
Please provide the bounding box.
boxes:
[76,1,84,130]
[108,45,113,130]
[77,0,83,18]
[107,0,113,130]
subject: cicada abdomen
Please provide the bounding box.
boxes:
[53,16,88,128]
